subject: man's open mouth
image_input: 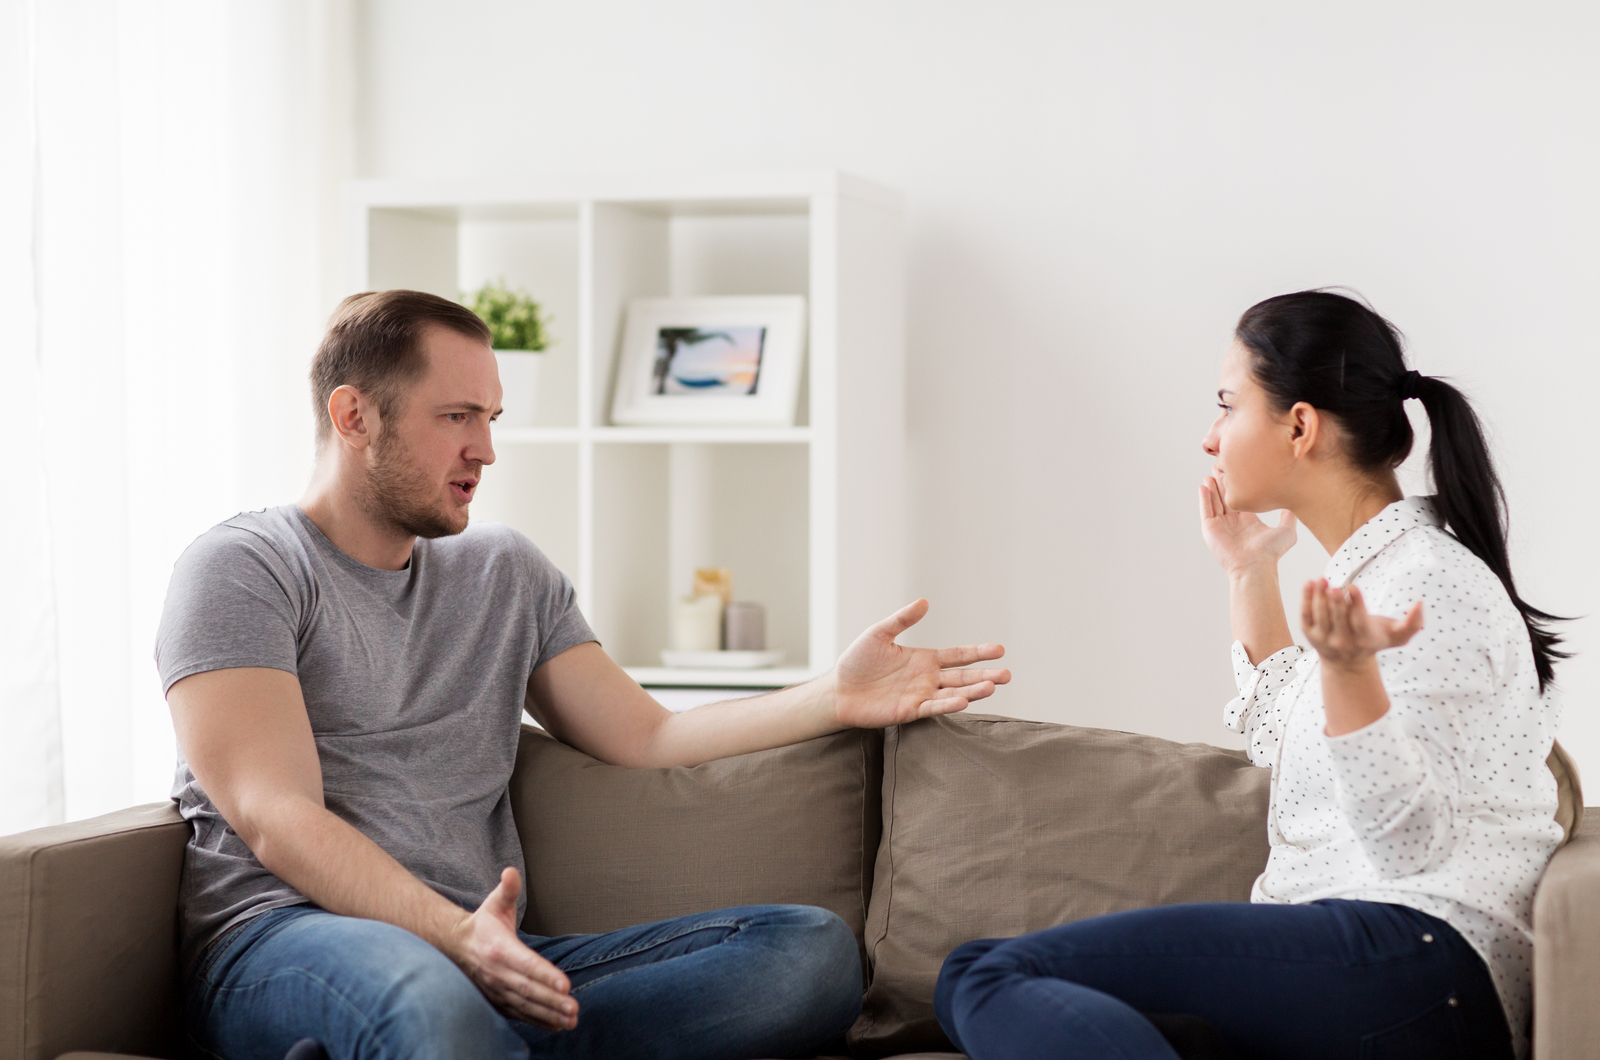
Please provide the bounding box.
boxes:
[450,479,478,502]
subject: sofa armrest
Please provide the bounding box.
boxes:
[0,803,188,1060]
[1534,810,1600,1060]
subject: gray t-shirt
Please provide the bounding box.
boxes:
[155,505,595,969]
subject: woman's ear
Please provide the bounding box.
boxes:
[1288,401,1321,459]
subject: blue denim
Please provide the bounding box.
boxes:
[935,899,1514,1060]
[184,903,862,1060]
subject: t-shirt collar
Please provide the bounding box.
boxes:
[1324,495,1442,587]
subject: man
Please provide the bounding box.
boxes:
[159,290,1010,1060]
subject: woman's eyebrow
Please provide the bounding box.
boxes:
[1217,388,1235,400]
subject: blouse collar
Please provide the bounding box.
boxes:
[1324,495,1442,588]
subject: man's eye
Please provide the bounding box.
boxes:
[448,413,467,423]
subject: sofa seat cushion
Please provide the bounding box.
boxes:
[850,714,1271,1057]
[509,724,882,963]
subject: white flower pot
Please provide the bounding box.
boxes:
[494,351,542,429]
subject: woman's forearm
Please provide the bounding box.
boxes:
[1319,657,1391,737]
[1230,565,1295,665]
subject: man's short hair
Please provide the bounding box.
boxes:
[310,290,492,446]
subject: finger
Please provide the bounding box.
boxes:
[1300,580,1318,635]
[1199,479,1218,520]
[1395,600,1425,644]
[1209,476,1230,515]
[871,599,929,641]
[504,947,572,996]
[918,696,969,718]
[935,643,1006,667]
[1309,580,1330,635]
[1328,584,1350,633]
[492,965,577,1018]
[1277,509,1298,531]
[493,984,578,1031]
[938,666,1011,687]
[941,680,996,702]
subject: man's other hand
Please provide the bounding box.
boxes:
[832,599,1010,729]
[448,868,577,1031]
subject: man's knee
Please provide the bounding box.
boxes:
[754,905,863,1037]
[367,936,525,1059]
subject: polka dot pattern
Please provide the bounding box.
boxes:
[1223,496,1564,1059]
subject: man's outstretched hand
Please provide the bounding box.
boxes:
[448,868,577,1031]
[832,599,1010,729]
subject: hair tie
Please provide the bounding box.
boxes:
[1399,369,1425,400]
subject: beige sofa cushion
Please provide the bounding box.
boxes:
[0,802,188,1060]
[509,724,882,961]
[850,715,1271,1057]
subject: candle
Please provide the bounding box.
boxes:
[724,602,766,651]
[671,594,724,652]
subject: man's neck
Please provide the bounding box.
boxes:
[298,460,416,571]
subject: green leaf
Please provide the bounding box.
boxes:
[463,279,553,351]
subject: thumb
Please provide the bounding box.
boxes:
[872,599,929,641]
[1277,509,1298,532]
[485,867,521,916]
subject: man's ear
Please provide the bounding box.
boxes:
[327,385,377,451]
[1288,401,1321,459]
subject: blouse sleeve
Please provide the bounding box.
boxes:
[1225,640,1305,768]
[1322,561,1502,879]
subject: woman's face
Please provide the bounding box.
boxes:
[1201,341,1299,513]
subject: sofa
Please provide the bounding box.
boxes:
[2,713,1593,1060]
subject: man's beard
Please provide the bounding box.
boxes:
[363,430,471,540]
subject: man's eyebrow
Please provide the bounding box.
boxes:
[438,402,497,413]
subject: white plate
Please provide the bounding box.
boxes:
[660,649,787,669]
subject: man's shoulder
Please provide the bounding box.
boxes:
[175,506,309,582]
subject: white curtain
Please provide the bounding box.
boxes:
[0,0,352,835]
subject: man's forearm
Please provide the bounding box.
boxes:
[638,676,841,768]
[247,794,469,955]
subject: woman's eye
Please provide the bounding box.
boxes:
[1217,403,1231,413]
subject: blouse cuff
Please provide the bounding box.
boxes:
[1223,641,1305,733]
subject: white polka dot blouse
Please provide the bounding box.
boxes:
[1225,495,1564,1059]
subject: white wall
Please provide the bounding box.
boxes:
[358,1,1600,777]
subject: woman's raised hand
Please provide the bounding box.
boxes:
[1302,580,1424,670]
[1198,476,1297,577]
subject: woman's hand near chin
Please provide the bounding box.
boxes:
[1198,475,1297,576]
[1200,476,1297,664]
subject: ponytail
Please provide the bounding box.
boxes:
[1411,375,1568,690]
[1238,290,1568,691]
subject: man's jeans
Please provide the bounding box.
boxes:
[184,903,862,1060]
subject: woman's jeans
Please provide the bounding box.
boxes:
[935,899,1514,1060]
[184,903,862,1060]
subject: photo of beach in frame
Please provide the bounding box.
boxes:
[652,326,768,396]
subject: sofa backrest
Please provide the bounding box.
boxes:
[848,714,1273,1056]
[508,724,884,965]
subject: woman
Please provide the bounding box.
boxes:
[934,290,1567,1060]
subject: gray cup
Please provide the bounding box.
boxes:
[724,602,766,651]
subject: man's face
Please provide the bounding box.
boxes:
[364,325,501,539]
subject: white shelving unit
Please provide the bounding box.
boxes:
[345,172,905,691]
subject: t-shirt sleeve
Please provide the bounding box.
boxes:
[519,539,598,670]
[154,524,303,693]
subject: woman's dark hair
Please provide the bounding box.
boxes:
[1236,289,1567,690]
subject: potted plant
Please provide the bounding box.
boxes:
[466,279,552,428]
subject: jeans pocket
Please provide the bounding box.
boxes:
[1359,995,1466,1060]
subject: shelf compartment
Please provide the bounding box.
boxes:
[592,426,811,444]
[625,667,820,689]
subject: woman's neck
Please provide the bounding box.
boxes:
[1293,471,1404,556]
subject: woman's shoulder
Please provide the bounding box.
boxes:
[1378,524,1521,629]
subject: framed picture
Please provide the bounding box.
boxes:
[610,296,807,426]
